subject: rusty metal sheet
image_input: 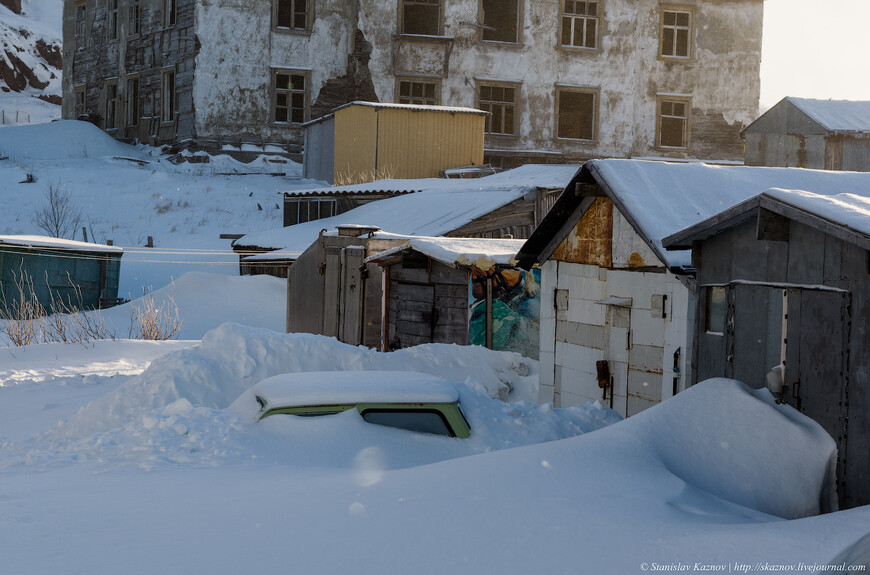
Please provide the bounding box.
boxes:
[552,197,613,266]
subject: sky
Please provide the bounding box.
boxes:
[761,0,870,110]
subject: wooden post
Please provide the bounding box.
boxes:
[147,236,153,247]
[82,227,88,242]
[486,277,493,349]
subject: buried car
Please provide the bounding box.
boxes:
[233,371,472,438]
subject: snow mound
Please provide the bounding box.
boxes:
[39,322,542,438]
[612,378,838,519]
[0,120,149,161]
[16,323,622,470]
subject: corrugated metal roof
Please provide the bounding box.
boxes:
[787,97,870,133]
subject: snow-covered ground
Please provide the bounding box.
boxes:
[0,122,868,574]
[0,120,322,296]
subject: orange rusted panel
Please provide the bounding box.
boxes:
[553,197,613,266]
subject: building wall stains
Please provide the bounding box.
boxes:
[63,0,762,160]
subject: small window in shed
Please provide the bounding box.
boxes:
[401,253,430,270]
[705,286,725,335]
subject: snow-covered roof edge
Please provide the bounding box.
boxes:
[0,235,124,254]
[365,236,526,271]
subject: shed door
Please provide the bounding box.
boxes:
[391,282,436,348]
[322,246,342,337]
[726,284,786,387]
[784,288,849,443]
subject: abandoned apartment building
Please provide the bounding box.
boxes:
[61,0,763,163]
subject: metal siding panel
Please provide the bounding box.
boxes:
[376,109,484,179]
[333,106,377,183]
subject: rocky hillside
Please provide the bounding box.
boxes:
[0,0,62,125]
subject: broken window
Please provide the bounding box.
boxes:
[482,0,520,43]
[401,0,441,36]
[557,87,597,140]
[161,70,176,124]
[105,82,118,130]
[478,83,518,136]
[74,86,86,119]
[275,0,309,30]
[274,70,308,124]
[75,2,87,50]
[660,8,692,59]
[163,0,176,27]
[129,0,141,35]
[126,76,139,127]
[107,0,118,40]
[657,96,690,148]
[396,78,439,105]
[285,199,336,225]
[561,0,598,49]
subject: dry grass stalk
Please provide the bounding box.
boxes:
[333,164,397,186]
[128,290,182,341]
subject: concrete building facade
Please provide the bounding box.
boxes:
[62,0,763,162]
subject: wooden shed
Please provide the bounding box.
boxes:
[365,237,539,359]
[663,188,870,509]
[302,102,487,184]
[0,235,123,311]
[516,159,870,417]
[743,97,870,171]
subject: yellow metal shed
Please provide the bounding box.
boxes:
[303,102,486,184]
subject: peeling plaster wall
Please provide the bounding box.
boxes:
[63,0,197,144]
[357,0,761,162]
[64,0,762,157]
[193,0,359,145]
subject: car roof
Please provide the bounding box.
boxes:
[244,371,462,410]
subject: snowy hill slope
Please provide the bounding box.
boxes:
[0,0,62,125]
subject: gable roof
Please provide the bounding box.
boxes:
[786,97,870,134]
[237,164,578,257]
[516,159,870,271]
[663,188,870,252]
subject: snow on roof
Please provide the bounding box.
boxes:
[787,97,870,133]
[239,165,579,253]
[284,164,578,197]
[366,236,525,270]
[585,159,870,269]
[765,187,870,237]
[0,235,124,253]
[0,120,150,161]
[238,371,461,410]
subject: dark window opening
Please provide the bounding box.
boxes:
[276,0,308,30]
[482,0,519,43]
[479,84,517,135]
[561,0,598,49]
[659,99,688,148]
[126,77,139,127]
[402,0,441,36]
[558,90,596,140]
[397,79,438,105]
[661,10,691,58]
[274,72,307,123]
